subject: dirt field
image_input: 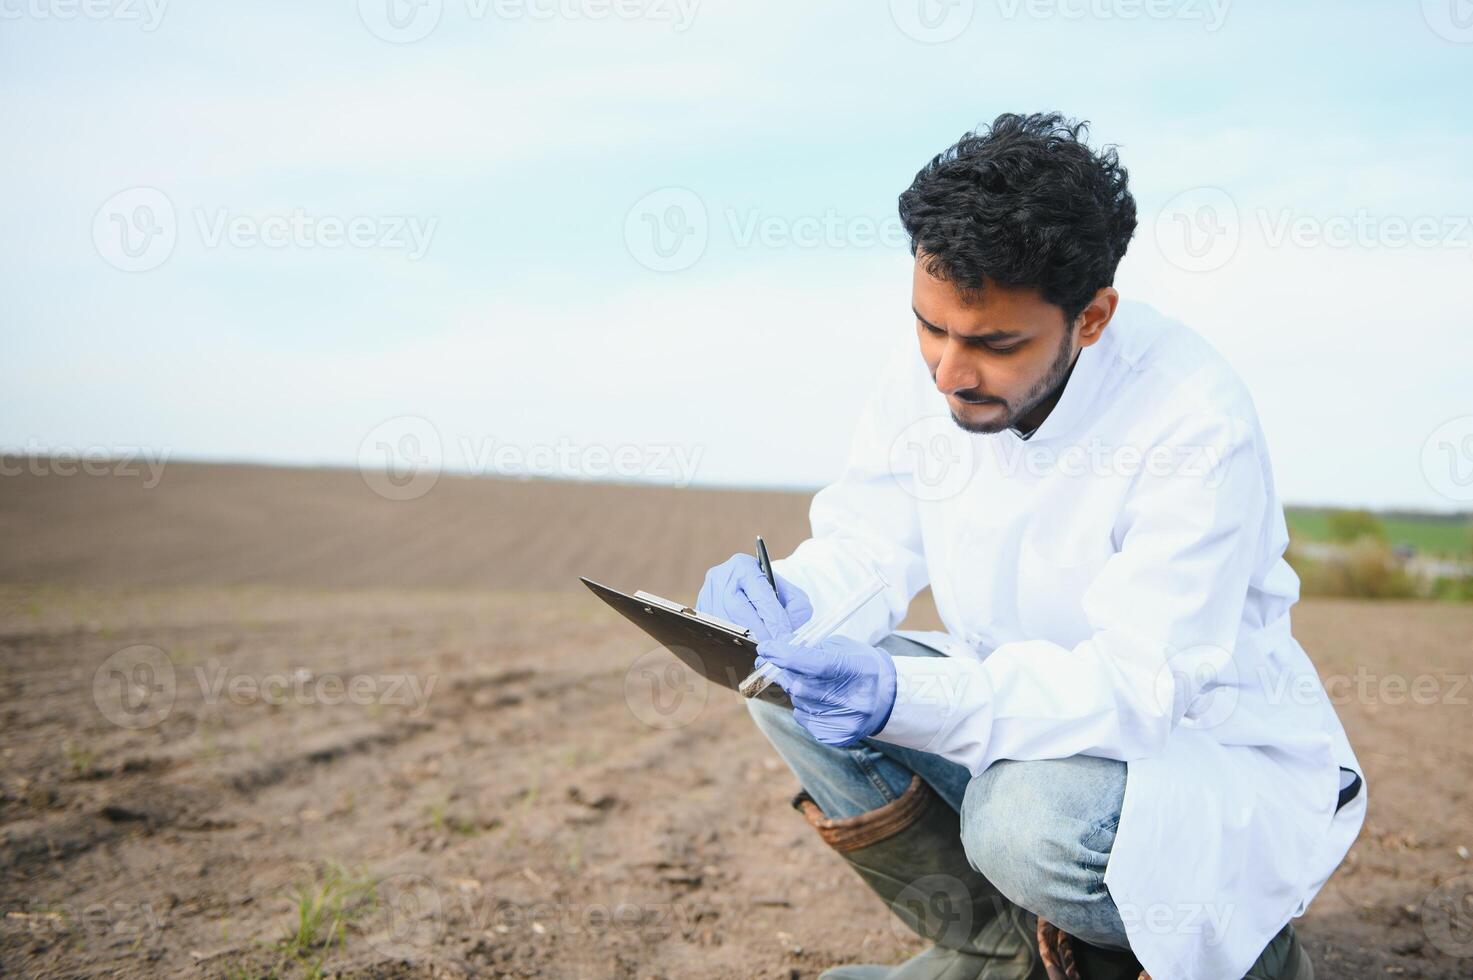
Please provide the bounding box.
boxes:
[2,463,1470,978]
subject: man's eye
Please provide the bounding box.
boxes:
[984,342,1022,354]
[920,321,944,336]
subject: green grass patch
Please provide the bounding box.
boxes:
[220,862,379,979]
[1286,507,1472,558]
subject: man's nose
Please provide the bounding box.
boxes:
[933,341,981,396]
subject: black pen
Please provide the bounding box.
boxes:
[755,535,776,593]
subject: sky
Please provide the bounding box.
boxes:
[3,0,1471,510]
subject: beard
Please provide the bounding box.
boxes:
[949,327,1078,435]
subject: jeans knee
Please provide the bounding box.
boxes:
[960,764,1054,909]
[960,757,1124,921]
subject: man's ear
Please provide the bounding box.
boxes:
[1074,287,1119,349]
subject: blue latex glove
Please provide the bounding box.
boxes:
[695,553,813,643]
[754,635,898,747]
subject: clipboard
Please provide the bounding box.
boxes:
[579,577,791,708]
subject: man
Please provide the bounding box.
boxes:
[696,113,1364,980]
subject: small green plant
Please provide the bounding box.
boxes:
[1325,508,1387,544]
[222,960,276,980]
[273,862,376,976]
[170,645,201,668]
[198,728,220,763]
[63,740,95,778]
[426,796,479,836]
[567,833,583,873]
[1291,539,1417,599]
[1432,575,1473,602]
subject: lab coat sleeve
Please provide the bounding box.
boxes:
[770,340,932,646]
[876,413,1269,773]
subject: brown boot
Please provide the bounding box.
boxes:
[793,774,1045,980]
[1036,919,1313,980]
[1036,920,1142,980]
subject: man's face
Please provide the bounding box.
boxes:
[911,260,1079,435]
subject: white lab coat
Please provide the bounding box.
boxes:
[772,301,1365,980]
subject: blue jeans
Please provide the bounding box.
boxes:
[747,633,1132,951]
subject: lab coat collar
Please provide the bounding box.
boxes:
[1004,326,1117,445]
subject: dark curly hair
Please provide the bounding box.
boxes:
[898,112,1137,324]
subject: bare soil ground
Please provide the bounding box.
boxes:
[1,463,1470,978]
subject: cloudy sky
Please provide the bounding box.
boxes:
[3,0,1471,510]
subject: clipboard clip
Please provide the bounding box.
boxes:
[632,590,750,636]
